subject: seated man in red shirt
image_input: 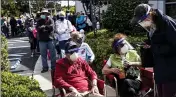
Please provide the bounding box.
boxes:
[54,41,103,97]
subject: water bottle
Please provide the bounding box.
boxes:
[96,22,100,30]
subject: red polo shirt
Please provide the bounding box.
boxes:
[54,58,97,91]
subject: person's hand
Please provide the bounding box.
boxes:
[41,25,45,28]
[111,68,120,74]
[88,60,92,65]
[91,86,100,95]
[143,44,151,49]
[69,87,81,97]
[124,61,130,67]
[45,25,50,29]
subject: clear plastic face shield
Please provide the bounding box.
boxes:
[138,18,153,32]
[137,6,154,33]
[114,38,134,54]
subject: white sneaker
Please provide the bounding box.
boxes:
[31,54,34,57]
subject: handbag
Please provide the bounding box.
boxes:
[32,28,37,38]
[125,66,140,80]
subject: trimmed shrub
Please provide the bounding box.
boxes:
[1,35,46,97]
[86,29,146,78]
[1,35,10,71]
[1,72,47,97]
[86,29,113,78]
[102,0,148,35]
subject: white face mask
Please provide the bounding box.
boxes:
[120,45,129,54]
[70,52,79,61]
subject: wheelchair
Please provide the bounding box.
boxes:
[102,60,157,97]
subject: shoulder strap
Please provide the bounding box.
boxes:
[67,20,69,30]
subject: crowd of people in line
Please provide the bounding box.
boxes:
[34,8,144,97]
[2,3,176,97]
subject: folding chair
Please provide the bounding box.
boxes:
[51,70,61,97]
[103,60,119,97]
[51,68,106,97]
[140,68,158,97]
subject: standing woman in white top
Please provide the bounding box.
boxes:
[71,32,95,64]
[55,11,73,50]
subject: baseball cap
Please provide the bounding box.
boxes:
[131,4,151,25]
[65,41,79,54]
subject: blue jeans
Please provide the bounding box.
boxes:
[59,40,69,50]
[39,41,56,70]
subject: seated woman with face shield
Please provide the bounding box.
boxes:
[102,33,142,97]
[71,31,95,64]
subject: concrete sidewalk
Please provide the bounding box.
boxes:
[33,56,116,97]
[32,56,59,96]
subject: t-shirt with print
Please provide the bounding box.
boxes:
[78,43,95,63]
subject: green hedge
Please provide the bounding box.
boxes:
[86,29,146,78]
[1,35,10,71]
[2,72,47,97]
[1,35,46,97]
[102,0,148,35]
[86,29,114,78]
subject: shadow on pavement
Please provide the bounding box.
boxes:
[8,37,40,74]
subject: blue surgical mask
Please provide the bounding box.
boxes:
[40,15,46,19]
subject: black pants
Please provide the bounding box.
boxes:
[113,74,141,97]
[30,38,37,50]
[112,74,125,92]
[157,83,176,97]
[36,40,40,52]
[121,79,141,97]
[11,27,17,36]
[55,43,61,54]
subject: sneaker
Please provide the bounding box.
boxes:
[41,69,48,73]
[31,54,34,57]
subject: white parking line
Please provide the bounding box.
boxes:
[9,53,28,56]
[8,41,28,44]
[9,44,14,46]
[8,46,30,49]
[19,37,28,40]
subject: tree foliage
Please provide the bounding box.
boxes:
[61,6,76,13]
[34,0,46,12]
[1,0,46,16]
[2,0,16,16]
